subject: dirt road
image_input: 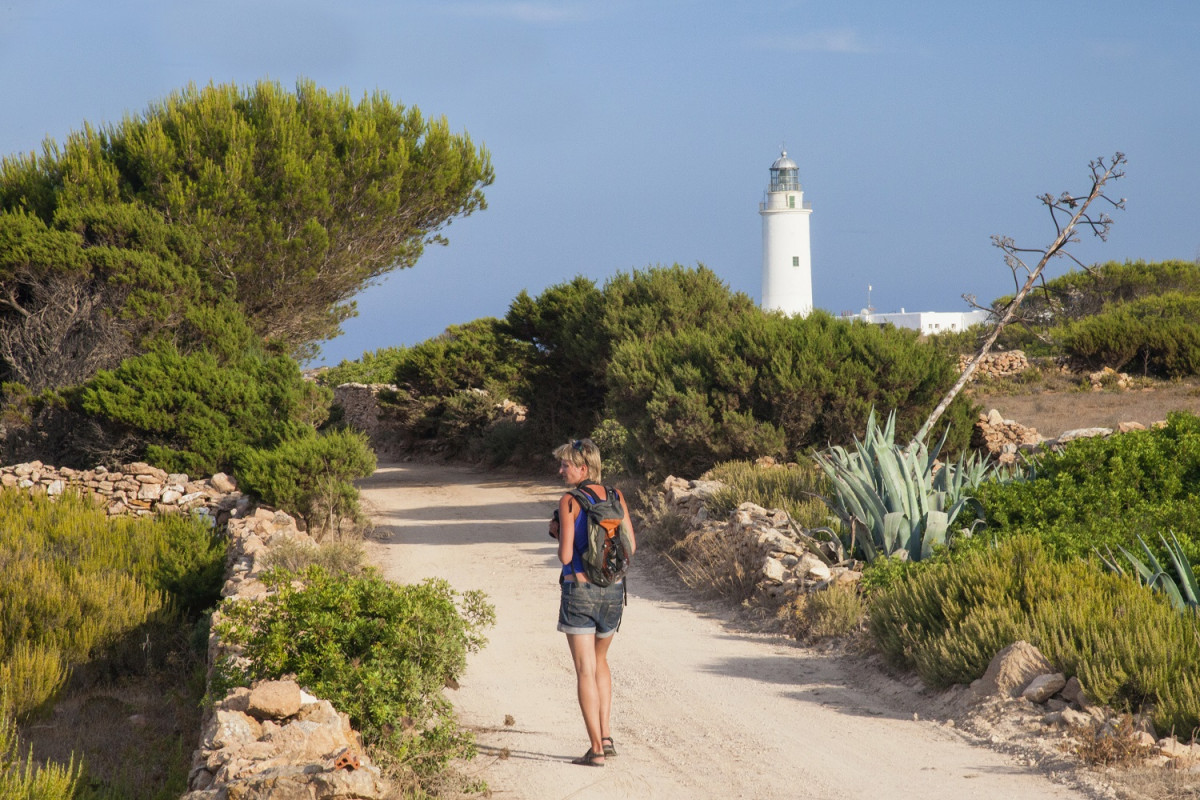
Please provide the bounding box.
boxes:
[360,462,1095,800]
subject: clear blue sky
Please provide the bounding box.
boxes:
[2,1,1197,366]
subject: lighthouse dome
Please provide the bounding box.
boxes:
[771,151,798,170]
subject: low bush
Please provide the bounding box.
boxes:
[972,411,1200,563]
[235,429,376,535]
[214,566,495,777]
[778,583,865,642]
[869,535,1200,737]
[319,346,409,386]
[665,525,759,603]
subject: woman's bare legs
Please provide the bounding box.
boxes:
[567,633,611,761]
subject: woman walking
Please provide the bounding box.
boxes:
[550,438,636,767]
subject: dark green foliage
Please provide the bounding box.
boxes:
[869,535,1200,737]
[235,429,376,533]
[988,260,1200,370]
[973,411,1200,563]
[607,308,974,477]
[1062,292,1200,377]
[215,567,495,772]
[2,79,493,357]
[394,317,531,399]
[74,303,330,475]
[319,346,410,386]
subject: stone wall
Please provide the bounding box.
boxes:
[183,507,392,799]
[958,350,1029,380]
[657,475,859,607]
[0,460,242,522]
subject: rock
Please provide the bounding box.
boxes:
[211,472,238,493]
[1056,427,1113,444]
[761,557,786,583]
[974,641,1054,699]
[248,680,303,720]
[1022,672,1066,703]
[1060,676,1086,706]
[797,553,832,582]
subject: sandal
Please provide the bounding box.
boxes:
[601,736,617,757]
[571,748,605,767]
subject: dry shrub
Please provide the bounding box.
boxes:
[261,537,365,576]
[634,489,691,551]
[666,526,758,603]
[1070,713,1156,767]
[778,583,865,642]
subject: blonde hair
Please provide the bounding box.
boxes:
[553,438,602,482]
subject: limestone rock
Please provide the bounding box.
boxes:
[248,680,303,720]
[973,641,1054,699]
[1022,672,1066,703]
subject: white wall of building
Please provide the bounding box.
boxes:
[839,309,991,335]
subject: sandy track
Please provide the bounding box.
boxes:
[360,462,1093,800]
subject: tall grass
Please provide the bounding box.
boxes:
[703,459,832,530]
[0,493,185,717]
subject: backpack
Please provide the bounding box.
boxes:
[569,483,633,587]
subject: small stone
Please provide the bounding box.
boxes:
[1022,672,1066,703]
[248,679,302,720]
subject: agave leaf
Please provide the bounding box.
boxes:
[919,510,949,560]
[1117,542,1163,586]
[875,446,911,515]
[1163,531,1200,606]
[882,511,907,555]
[927,421,951,468]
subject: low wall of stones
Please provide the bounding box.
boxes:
[958,350,1029,379]
[183,508,392,799]
[657,475,860,607]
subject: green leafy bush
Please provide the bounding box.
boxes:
[74,303,331,475]
[235,429,376,534]
[973,411,1200,562]
[320,346,410,386]
[869,535,1200,737]
[215,566,495,774]
[1062,292,1200,377]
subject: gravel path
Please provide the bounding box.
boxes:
[360,462,1095,800]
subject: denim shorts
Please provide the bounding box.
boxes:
[557,580,625,638]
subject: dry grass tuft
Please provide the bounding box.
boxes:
[778,583,866,642]
[666,526,759,603]
[1069,714,1156,767]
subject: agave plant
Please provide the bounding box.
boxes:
[1099,531,1200,612]
[813,409,992,564]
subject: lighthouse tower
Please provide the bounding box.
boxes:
[759,150,813,316]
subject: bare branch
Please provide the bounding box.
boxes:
[910,152,1127,448]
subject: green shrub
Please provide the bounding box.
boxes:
[1062,292,1200,377]
[779,583,865,641]
[214,567,495,774]
[320,346,410,386]
[973,411,1200,562]
[235,429,376,535]
[869,535,1200,737]
[75,303,331,475]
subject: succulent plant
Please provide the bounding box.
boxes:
[814,409,992,563]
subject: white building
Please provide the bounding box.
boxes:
[759,150,813,316]
[842,308,992,335]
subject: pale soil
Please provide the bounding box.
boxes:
[972,380,1200,438]
[359,462,1111,800]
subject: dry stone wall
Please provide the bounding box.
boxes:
[657,475,858,607]
[958,350,1030,380]
[184,506,393,799]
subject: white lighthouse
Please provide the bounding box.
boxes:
[759,150,813,316]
